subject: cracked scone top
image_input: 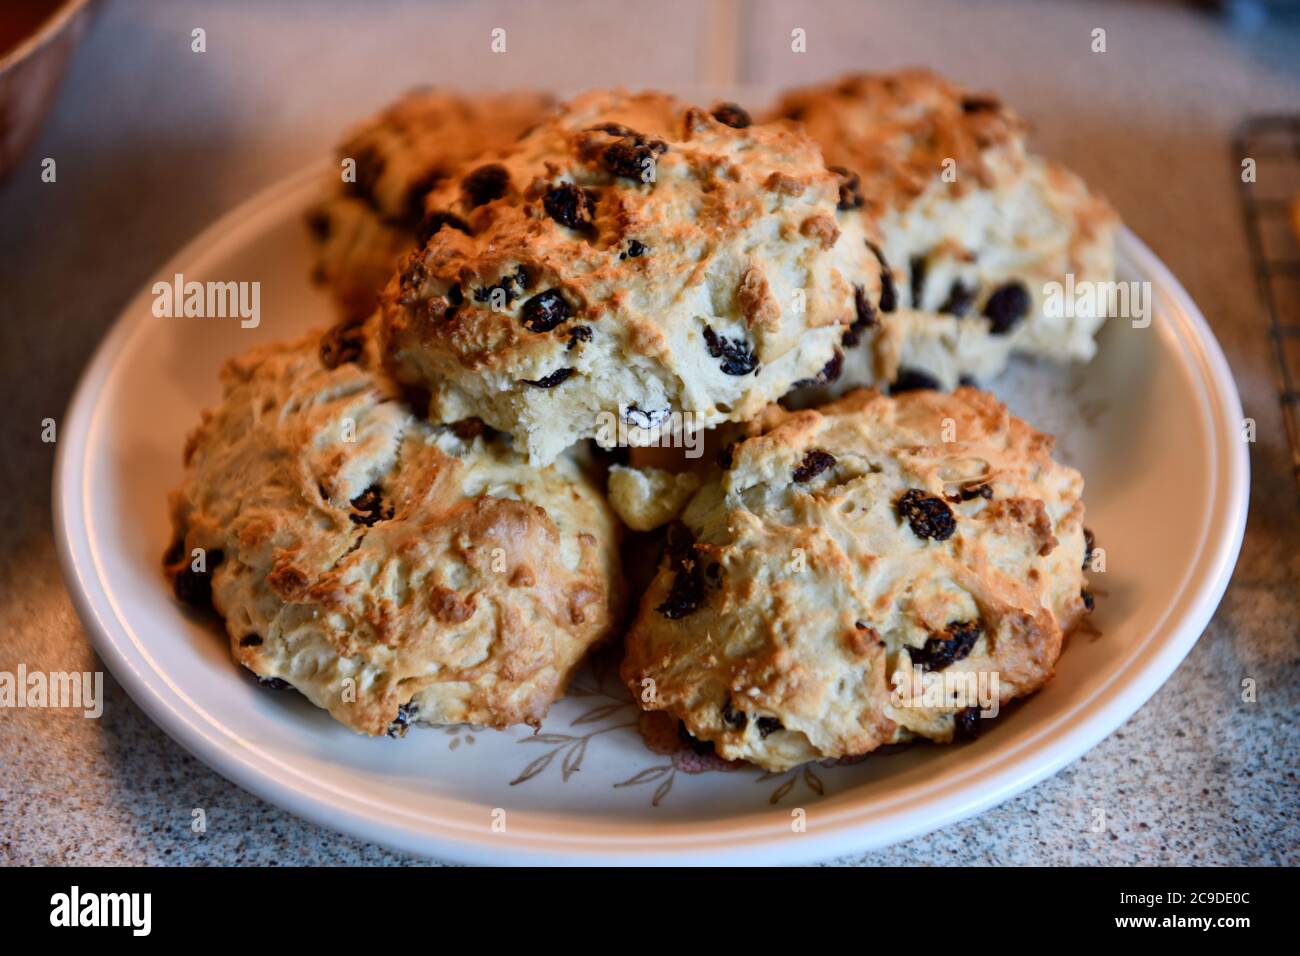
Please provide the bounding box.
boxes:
[308,88,554,320]
[164,320,622,737]
[620,388,1091,772]
[381,89,882,465]
[771,69,1119,392]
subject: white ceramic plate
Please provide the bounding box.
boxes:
[54,163,1248,865]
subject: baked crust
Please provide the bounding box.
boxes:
[164,319,622,736]
[380,89,882,465]
[620,387,1090,771]
[772,69,1119,392]
[308,89,554,320]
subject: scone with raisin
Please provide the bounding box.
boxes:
[164,319,622,736]
[620,387,1091,771]
[308,88,554,320]
[771,69,1118,392]
[381,89,882,465]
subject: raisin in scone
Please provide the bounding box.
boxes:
[381,89,883,466]
[771,69,1119,392]
[308,89,554,320]
[163,319,622,737]
[620,387,1091,771]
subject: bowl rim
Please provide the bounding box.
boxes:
[52,163,1250,865]
[0,0,94,73]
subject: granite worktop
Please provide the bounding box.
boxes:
[1,0,1296,865]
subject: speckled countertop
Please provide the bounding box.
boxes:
[1,0,1297,866]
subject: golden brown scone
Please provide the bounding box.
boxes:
[621,387,1091,771]
[381,89,882,465]
[164,319,622,737]
[771,69,1119,393]
[607,464,701,531]
[308,89,554,320]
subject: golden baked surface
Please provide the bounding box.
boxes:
[164,321,622,736]
[772,69,1119,392]
[621,387,1090,771]
[381,89,882,465]
[773,69,1030,213]
[308,89,553,320]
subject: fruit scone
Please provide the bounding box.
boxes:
[770,69,1119,392]
[620,387,1092,771]
[163,318,623,737]
[381,88,883,466]
[308,88,555,321]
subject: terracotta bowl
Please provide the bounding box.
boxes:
[0,0,95,182]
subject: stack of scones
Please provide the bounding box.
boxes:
[164,71,1112,771]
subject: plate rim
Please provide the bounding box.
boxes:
[52,164,1250,865]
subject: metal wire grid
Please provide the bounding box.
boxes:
[1235,115,1300,497]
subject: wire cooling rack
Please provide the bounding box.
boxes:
[1235,115,1300,498]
